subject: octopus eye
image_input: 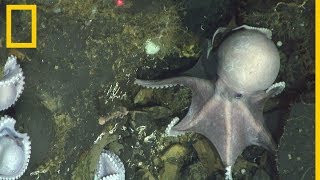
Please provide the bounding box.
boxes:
[235,93,242,99]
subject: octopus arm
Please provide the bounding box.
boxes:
[0,55,25,111]
[135,76,215,128]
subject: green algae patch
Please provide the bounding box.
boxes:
[39,92,63,113]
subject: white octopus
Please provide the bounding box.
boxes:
[0,116,31,179]
[94,150,125,180]
[0,55,25,111]
[0,56,30,180]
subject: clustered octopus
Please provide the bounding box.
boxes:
[0,56,31,180]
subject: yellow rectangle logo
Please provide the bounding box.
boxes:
[6,5,37,48]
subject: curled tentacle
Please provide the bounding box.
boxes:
[266,81,286,97]
[233,24,272,39]
[0,55,25,111]
[94,149,125,180]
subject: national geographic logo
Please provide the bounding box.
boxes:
[6,5,37,48]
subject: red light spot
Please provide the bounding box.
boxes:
[116,0,124,6]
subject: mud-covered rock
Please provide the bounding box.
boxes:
[134,89,154,105]
[277,103,314,179]
[132,106,172,121]
[253,168,271,180]
[192,136,223,175]
[184,162,208,180]
[159,144,190,180]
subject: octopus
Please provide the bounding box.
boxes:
[0,55,30,179]
[0,55,25,111]
[135,25,285,179]
[0,116,31,179]
[94,149,125,180]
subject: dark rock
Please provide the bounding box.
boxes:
[277,103,314,179]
